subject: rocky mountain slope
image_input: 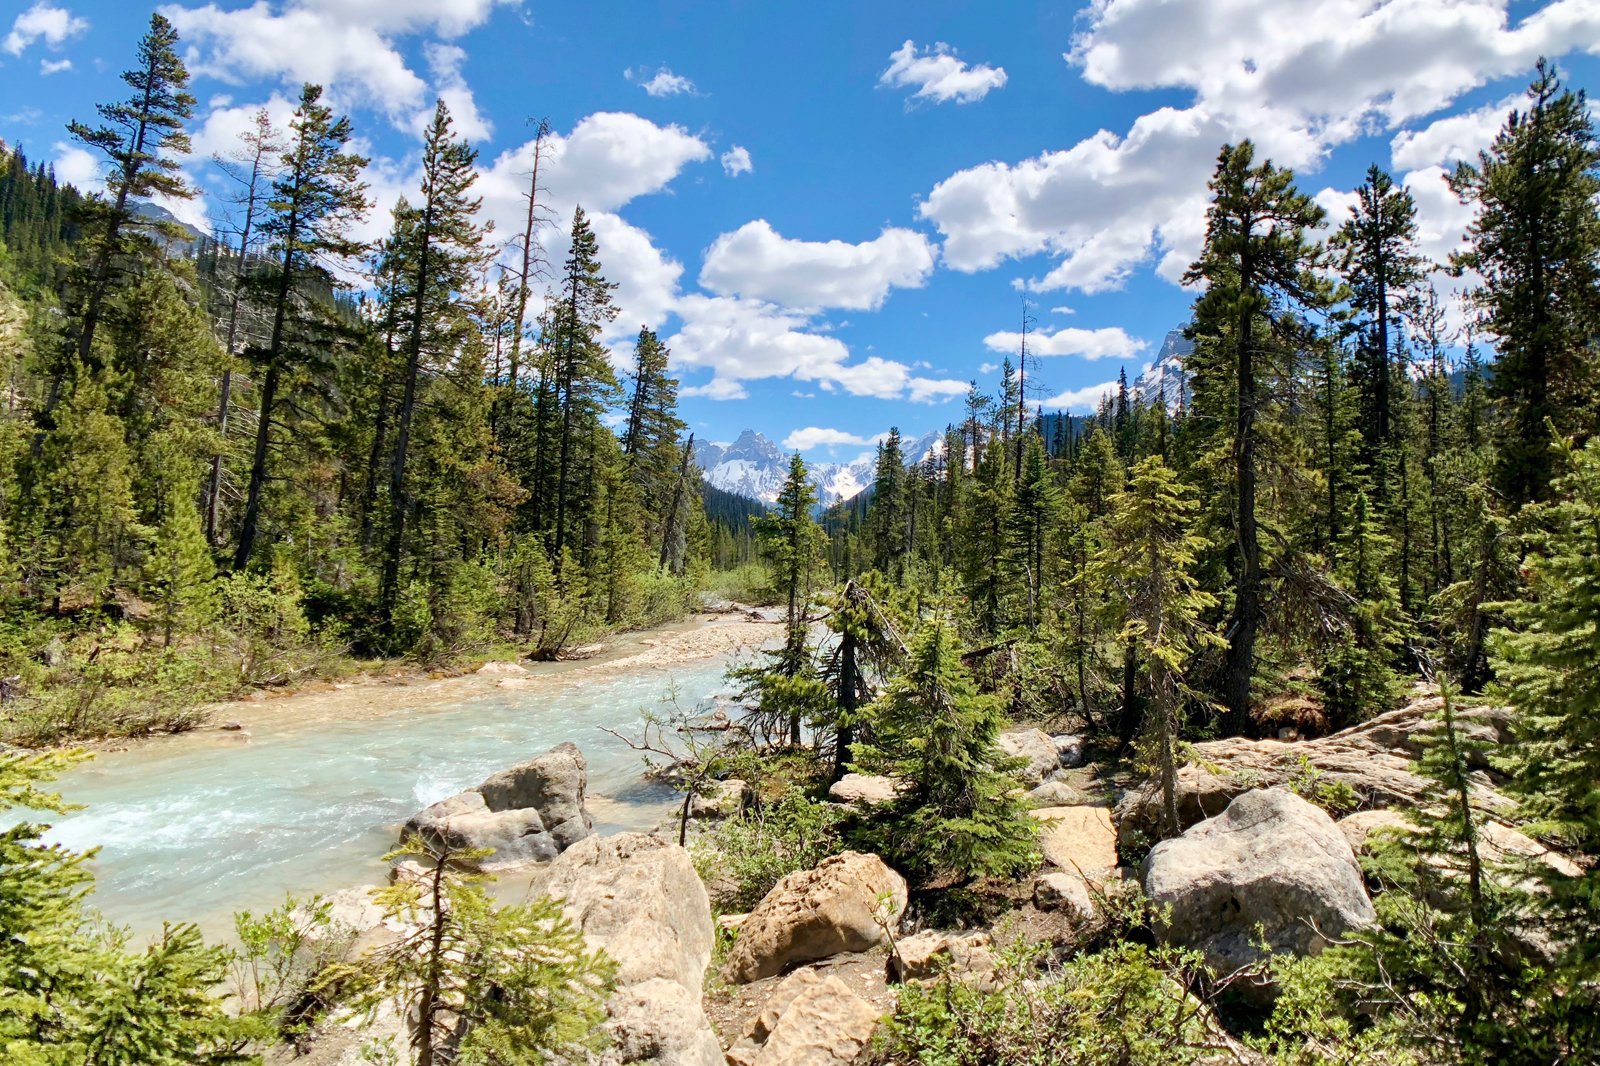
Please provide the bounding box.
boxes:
[697,429,943,507]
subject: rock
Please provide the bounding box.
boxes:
[1030,805,1117,877]
[1336,809,1414,853]
[727,970,882,1066]
[474,659,528,675]
[754,975,881,1065]
[545,833,720,1066]
[496,676,536,689]
[687,778,750,820]
[827,773,899,806]
[1027,780,1087,807]
[1052,733,1087,768]
[219,721,244,731]
[718,912,749,933]
[1143,788,1375,1004]
[402,742,592,870]
[598,978,722,1066]
[545,833,713,991]
[888,929,995,984]
[1114,693,1516,852]
[998,727,1061,785]
[1033,871,1096,918]
[724,851,908,983]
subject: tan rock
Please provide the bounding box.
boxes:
[827,773,898,806]
[599,978,722,1066]
[474,659,528,675]
[545,832,713,991]
[755,976,881,1065]
[1033,871,1096,917]
[998,728,1060,785]
[1336,809,1414,853]
[724,851,908,983]
[888,929,995,984]
[1030,805,1117,876]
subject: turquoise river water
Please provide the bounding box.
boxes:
[40,649,743,940]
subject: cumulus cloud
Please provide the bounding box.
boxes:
[720,145,752,177]
[880,40,1007,105]
[51,141,100,190]
[699,220,936,311]
[922,0,1600,296]
[668,294,964,403]
[783,427,885,450]
[39,57,71,74]
[1041,379,1119,412]
[983,325,1147,360]
[5,2,87,56]
[416,42,491,142]
[1390,92,1520,171]
[628,65,696,97]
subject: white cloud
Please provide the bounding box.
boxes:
[164,3,429,117]
[984,325,1148,360]
[783,427,885,450]
[922,0,1600,297]
[51,141,100,190]
[699,219,936,311]
[416,42,491,142]
[720,145,752,177]
[907,377,969,403]
[5,2,87,56]
[1041,379,1119,412]
[298,0,516,36]
[630,65,696,97]
[1390,92,1520,171]
[880,40,1007,105]
[1049,305,1076,314]
[39,57,71,75]
[669,294,963,403]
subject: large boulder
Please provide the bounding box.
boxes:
[545,833,720,1066]
[725,969,882,1066]
[1143,788,1375,1004]
[724,851,908,983]
[1115,694,1515,852]
[998,727,1061,785]
[1027,780,1088,808]
[888,929,996,985]
[402,742,592,869]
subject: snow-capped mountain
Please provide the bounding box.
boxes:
[1133,329,1193,411]
[697,429,943,507]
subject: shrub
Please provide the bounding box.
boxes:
[694,787,846,912]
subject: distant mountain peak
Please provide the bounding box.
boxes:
[1132,328,1193,411]
[695,427,943,507]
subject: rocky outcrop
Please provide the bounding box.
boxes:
[1053,733,1087,769]
[545,833,720,1066]
[402,742,592,870]
[1143,789,1375,1004]
[724,969,882,1066]
[724,851,908,983]
[888,930,996,985]
[1115,694,1515,851]
[827,773,899,807]
[998,728,1062,785]
[1030,805,1117,878]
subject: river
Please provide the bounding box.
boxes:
[39,615,776,940]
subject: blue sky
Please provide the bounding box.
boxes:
[4,0,1599,462]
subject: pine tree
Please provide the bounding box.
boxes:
[234,83,369,570]
[63,13,195,374]
[1492,435,1600,1031]
[749,453,826,746]
[378,99,490,621]
[1091,456,1218,837]
[852,613,1038,884]
[1002,433,1059,630]
[867,428,908,578]
[1185,141,1328,734]
[1450,61,1600,508]
[1331,165,1425,466]
[344,835,613,1066]
[1318,491,1403,727]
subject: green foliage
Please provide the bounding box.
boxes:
[852,614,1038,884]
[231,894,357,1043]
[0,749,249,1065]
[694,787,847,912]
[341,835,614,1066]
[877,940,1222,1066]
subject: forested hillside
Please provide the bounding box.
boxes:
[0,16,707,744]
